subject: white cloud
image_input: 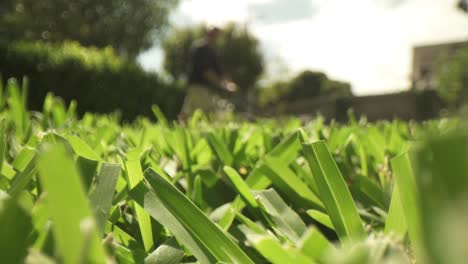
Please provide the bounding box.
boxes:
[175,0,249,26]
[249,0,317,24]
[253,0,468,95]
[139,0,468,95]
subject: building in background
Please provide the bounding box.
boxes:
[412,40,468,91]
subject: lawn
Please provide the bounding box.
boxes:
[0,79,466,264]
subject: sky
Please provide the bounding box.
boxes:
[138,0,468,95]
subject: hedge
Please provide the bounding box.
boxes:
[0,41,185,120]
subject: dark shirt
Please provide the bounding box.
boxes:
[188,39,223,89]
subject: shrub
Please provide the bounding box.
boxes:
[0,41,185,120]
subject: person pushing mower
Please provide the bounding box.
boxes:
[179,26,238,119]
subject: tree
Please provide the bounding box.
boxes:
[162,23,264,92]
[217,23,264,92]
[0,0,178,58]
[285,71,327,101]
[435,46,468,108]
[283,70,352,102]
[458,0,468,12]
[257,70,352,107]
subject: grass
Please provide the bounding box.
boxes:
[0,78,466,263]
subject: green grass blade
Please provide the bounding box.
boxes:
[298,227,335,262]
[410,133,468,263]
[21,77,28,113]
[244,165,272,190]
[242,131,303,191]
[241,227,314,264]
[236,213,267,234]
[352,175,387,209]
[1,162,16,180]
[105,221,142,248]
[124,149,154,251]
[193,175,205,209]
[303,141,365,242]
[224,166,258,209]
[65,135,100,161]
[152,105,169,127]
[263,156,324,210]
[391,153,424,262]
[196,169,218,188]
[268,130,302,163]
[0,191,33,264]
[12,147,36,171]
[66,135,100,190]
[255,188,307,243]
[164,127,191,170]
[50,100,67,127]
[217,198,242,231]
[216,130,318,219]
[384,183,407,239]
[363,126,386,164]
[0,120,4,174]
[75,156,99,191]
[7,79,28,139]
[205,132,233,166]
[131,181,217,264]
[8,156,37,197]
[89,163,120,234]
[354,137,369,177]
[144,237,185,264]
[306,210,335,230]
[290,161,319,196]
[131,168,254,264]
[29,195,49,249]
[66,100,77,121]
[114,244,148,264]
[0,76,3,110]
[37,143,106,264]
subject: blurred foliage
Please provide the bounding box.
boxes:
[162,23,264,92]
[218,23,264,92]
[435,46,468,109]
[459,0,468,12]
[285,70,352,102]
[0,41,185,120]
[258,70,352,106]
[0,0,179,58]
[257,80,290,107]
[288,71,329,100]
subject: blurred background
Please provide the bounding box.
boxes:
[1,0,467,121]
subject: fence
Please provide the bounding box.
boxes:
[263,90,443,121]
